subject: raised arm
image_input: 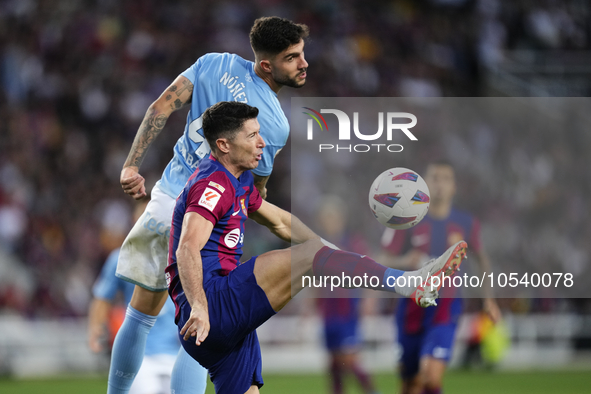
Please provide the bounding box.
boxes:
[249,199,320,244]
[121,75,194,199]
[176,211,214,345]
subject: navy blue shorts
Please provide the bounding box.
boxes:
[324,318,360,351]
[177,256,276,393]
[397,322,458,378]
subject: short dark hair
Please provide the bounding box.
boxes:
[250,16,309,56]
[202,102,259,152]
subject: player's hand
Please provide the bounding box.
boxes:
[120,166,147,200]
[483,298,502,324]
[181,304,210,345]
[88,325,107,353]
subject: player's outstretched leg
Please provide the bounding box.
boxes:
[311,240,467,307]
[255,240,467,312]
[107,286,168,394]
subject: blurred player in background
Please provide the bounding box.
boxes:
[109,16,310,394]
[315,196,379,394]
[89,199,207,394]
[379,160,501,394]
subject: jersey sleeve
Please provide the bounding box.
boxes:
[380,228,410,255]
[180,53,211,83]
[185,172,234,225]
[247,184,263,213]
[469,217,483,254]
[92,249,124,301]
[251,112,288,177]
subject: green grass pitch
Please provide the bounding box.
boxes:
[1,370,590,393]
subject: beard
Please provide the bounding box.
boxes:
[273,69,307,88]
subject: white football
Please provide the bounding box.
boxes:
[369,167,430,230]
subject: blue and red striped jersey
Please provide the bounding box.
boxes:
[165,155,262,321]
[381,208,482,333]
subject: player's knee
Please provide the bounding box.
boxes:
[341,353,357,369]
[422,369,444,390]
[401,377,422,394]
[305,237,325,252]
[244,385,259,394]
[293,238,325,270]
[129,286,168,316]
[424,382,442,392]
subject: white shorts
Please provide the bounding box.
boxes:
[116,183,176,291]
[129,354,176,394]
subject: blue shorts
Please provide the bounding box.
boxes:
[397,322,458,378]
[324,318,360,352]
[177,256,276,394]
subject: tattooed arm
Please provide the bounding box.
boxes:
[121,76,194,199]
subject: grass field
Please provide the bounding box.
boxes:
[2,370,591,394]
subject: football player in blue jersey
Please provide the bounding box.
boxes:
[108,17,309,394]
[379,160,501,394]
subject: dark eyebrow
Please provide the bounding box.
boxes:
[284,51,301,59]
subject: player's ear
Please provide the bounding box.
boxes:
[216,138,230,154]
[259,59,272,73]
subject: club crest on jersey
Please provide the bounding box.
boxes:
[198,187,221,212]
[240,198,247,216]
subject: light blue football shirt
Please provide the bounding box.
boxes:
[93,249,180,356]
[157,53,290,198]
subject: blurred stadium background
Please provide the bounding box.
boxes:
[1,0,591,392]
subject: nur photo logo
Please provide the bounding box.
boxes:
[302,107,418,153]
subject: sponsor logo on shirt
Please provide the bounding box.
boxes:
[224,228,243,248]
[198,187,221,212]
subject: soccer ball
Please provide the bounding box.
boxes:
[369,167,430,230]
